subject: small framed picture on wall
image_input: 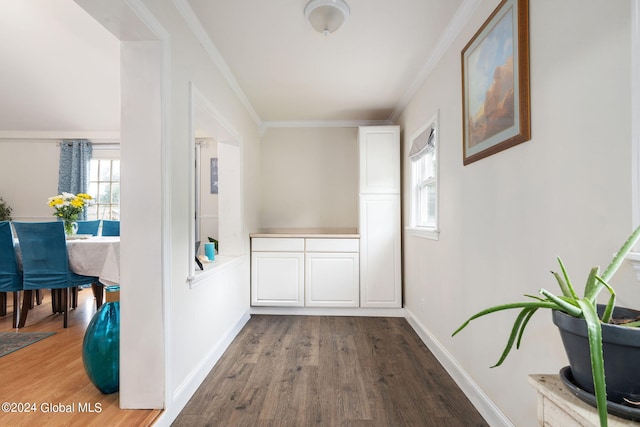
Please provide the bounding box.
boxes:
[210,157,218,194]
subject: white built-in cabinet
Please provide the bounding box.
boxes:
[251,238,305,306]
[251,237,359,307]
[359,126,401,194]
[251,125,401,310]
[305,239,359,307]
[358,126,402,308]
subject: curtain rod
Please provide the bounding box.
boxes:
[56,141,120,148]
[0,138,120,144]
[0,131,120,143]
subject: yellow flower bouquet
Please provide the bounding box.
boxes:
[48,192,93,235]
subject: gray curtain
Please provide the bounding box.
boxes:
[58,139,92,220]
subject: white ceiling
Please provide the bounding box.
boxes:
[0,0,120,135]
[0,0,474,133]
[185,0,465,124]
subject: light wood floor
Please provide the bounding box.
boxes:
[0,289,161,426]
[173,315,488,427]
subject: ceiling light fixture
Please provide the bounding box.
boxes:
[304,0,350,37]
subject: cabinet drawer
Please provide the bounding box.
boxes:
[305,238,359,252]
[252,237,304,252]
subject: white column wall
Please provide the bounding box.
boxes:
[79,0,261,419]
[138,0,261,420]
[119,40,165,408]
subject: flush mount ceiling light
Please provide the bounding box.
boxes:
[304,0,350,37]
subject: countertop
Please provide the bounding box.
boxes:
[250,227,360,238]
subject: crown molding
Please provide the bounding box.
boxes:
[0,130,120,143]
[261,119,393,130]
[190,82,242,144]
[388,0,481,122]
[173,0,262,127]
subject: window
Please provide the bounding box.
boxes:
[414,145,436,226]
[88,159,120,220]
[408,111,439,239]
[188,83,244,286]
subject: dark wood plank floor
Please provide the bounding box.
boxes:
[173,315,488,427]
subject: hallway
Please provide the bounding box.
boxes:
[173,315,488,426]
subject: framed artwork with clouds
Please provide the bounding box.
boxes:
[462,0,530,165]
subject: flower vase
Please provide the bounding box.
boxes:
[63,220,78,236]
[82,285,120,394]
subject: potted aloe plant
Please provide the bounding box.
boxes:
[453,225,640,427]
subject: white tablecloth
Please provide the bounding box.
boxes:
[15,236,120,287]
[66,237,120,286]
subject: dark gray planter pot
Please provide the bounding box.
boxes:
[552,306,640,404]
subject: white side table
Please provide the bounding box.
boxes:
[529,374,639,426]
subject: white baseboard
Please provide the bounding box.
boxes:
[404,307,514,427]
[250,306,406,317]
[152,309,251,427]
[151,307,512,426]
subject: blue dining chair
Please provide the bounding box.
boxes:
[101,220,120,237]
[0,221,22,328]
[76,219,101,236]
[13,221,99,328]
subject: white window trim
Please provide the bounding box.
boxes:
[188,254,247,287]
[91,143,121,160]
[405,226,440,240]
[90,144,121,221]
[89,158,121,221]
[406,110,440,240]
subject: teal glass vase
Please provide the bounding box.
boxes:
[82,285,120,394]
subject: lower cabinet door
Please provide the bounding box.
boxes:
[305,252,360,307]
[251,252,304,306]
[359,194,401,308]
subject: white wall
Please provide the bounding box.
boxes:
[259,127,358,229]
[398,1,636,425]
[0,141,120,221]
[0,140,59,220]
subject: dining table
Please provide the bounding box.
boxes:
[64,235,120,286]
[14,235,120,316]
[14,235,120,287]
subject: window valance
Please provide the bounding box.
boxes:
[409,126,435,160]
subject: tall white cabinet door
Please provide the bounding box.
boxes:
[359,195,401,308]
[359,126,400,194]
[305,253,360,307]
[251,252,304,306]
